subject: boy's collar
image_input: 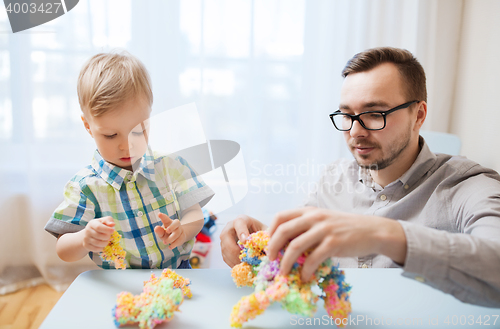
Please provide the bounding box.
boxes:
[91,147,156,190]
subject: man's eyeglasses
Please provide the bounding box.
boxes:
[329,100,419,131]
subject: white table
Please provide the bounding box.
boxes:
[40,268,499,329]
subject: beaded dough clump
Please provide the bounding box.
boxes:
[230,231,352,328]
[113,269,192,329]
[100,231,126,270]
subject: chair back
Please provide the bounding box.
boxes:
[420,130,461,155]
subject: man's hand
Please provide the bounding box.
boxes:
[220,215,267,267]
[82,216,115,253]
[267,207,407,281]
[154,213,187,250]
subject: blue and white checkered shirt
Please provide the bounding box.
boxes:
[45,147,214,269]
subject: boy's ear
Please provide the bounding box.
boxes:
[81,115,93,137]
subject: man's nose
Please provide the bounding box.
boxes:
[349,119,368,139]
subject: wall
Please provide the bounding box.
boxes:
[451,0,500,172]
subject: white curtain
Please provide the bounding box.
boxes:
[1,0,497,293]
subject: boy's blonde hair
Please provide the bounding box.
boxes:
[77,51,153,117]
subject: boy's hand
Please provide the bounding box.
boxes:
[220,215,267,267]
[82,217,115,253]
[154,213,186,250]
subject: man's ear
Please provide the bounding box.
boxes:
[414,101,427,131]
[81,115,93,137]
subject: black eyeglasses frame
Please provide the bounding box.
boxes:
[329,100,420,131]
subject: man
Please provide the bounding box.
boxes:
[220,47,500,307]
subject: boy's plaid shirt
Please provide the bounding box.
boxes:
[45,147,214,269]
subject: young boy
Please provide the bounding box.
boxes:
[45,52,214,269]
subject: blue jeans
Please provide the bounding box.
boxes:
[177,259,192,269]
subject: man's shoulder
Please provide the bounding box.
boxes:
[433,154,500,182]
[320,158,359,180]
[324,158,358,170]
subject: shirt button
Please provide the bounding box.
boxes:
[147,241,154,247]
[380,194,387,201]
[361,264,369,268]
[415,276,425,283]
[404,184,409,190]
[137,211,144,217]
[128,182,134,189]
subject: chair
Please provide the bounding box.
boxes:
[420,130,461,155]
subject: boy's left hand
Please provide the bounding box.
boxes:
[154,213,186,250]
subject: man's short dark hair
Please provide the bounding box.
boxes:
[342,47,427,102]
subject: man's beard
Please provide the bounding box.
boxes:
[351,129,412,171]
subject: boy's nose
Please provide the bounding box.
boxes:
[119,138,130,151]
